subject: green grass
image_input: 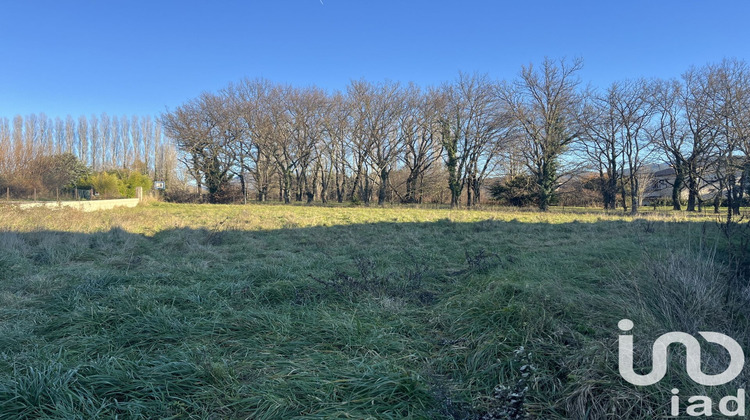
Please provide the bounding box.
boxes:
[0,202,747,419]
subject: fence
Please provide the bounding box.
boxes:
[1,186,144,203]
[2,186,144,212]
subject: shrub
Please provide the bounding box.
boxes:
[489,175,537,207]
[81,170,153,199]
[163,185,202,203]
[119,171,152,198]
[89,172,122,198]
[37,153,90,193]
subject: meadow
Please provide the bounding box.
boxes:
[0,202,747,419]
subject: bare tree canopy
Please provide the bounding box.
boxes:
[498,58,584,211]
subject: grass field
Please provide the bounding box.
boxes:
[0,202,748,419]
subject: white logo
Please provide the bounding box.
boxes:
[618,319,744,386]
[618,319,746,417]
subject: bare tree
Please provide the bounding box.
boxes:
[0,117,10,174]
[499,58,584,211]
[162,93,236,202]
[130,116,143,169]
[141,116,155,176]
[348,79,405,205]
[37,114,53,157]
[120,115,132,169]
[23,114,40,163]
[110,115,121,168]
[12,115,25,173]
[77,115,89,165]
[256,84,316,204]
[651,74,718,211]
[99,113,111,169]
[64,115,76,157]
[439,73,507,207]
[230,78,276,201]
[285,86,327,203]
[610,79,656,215]
[89,114,100,171]
[711,59,750,217]
[321,91,352,203]
[54,117,65,155]
[400,86,445,203]
[580,87,622,209]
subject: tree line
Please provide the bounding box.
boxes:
[162,57,750,213]
[582,59,750,215]
[161,66,547,207]
[3,57,747,212]
[0,113,177,199]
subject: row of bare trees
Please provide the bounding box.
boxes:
[581,59,750,215]
[5,58,746,212]
[0,113,178,184]
[162,58,588,208]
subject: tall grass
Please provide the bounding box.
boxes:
[0,202,742,418]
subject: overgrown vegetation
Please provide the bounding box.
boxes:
[0,153,153,201]
[79,169,153,199]
[0,203,746,418]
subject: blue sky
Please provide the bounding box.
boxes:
[1,1,748,119]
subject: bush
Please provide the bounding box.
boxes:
[119,171,152,198]
[163,186,203,203]
[88,172,121,198]
[37,153,90,193]
[489,175,537,207]
[81,170,153,199]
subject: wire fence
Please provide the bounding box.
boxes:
[1,187,133,202]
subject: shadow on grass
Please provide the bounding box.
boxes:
[0,217,730,419]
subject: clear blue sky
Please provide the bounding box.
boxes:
[1,0,748,119]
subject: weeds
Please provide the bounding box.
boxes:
[0,202,741,418]
[310,255,435,305]
[638,219,657,234]
[548,242,747,420]
[482,348,535,420]
[717,214,750,302]
[465,249,503,273]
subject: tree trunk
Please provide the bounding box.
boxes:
[404,174,416,203]
[629,177,639,215]
[320,180,328,204]
[283,170,292,204]
[239,174,247,204]
[686,174,698,212]
[734,165,749,215]
[599,169,616,210]
[378,168,389,205]
[537,159,555,212]
[362,176,371,205]
[295,172,304,202]
[472,178,481,206]
[443,124,460,208]
[672,170,683,210]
